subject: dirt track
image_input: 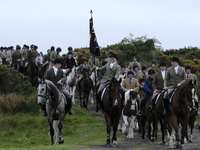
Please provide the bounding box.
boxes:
[74,95,200,150]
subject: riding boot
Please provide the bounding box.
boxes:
[195,102,199,115]
[95,94,101,112]
[66,98,74,115]
[163,99,169,115]
[42,104,47,116]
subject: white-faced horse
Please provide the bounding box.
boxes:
[62,66,78,104]
[121,90,139,138]
[37,78,66,145]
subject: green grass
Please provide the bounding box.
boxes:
[0,104,111,150]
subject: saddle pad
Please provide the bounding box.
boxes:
[61,92,67,104]
[101,85,109,101]
[169,88,177,103]
[155,90,165,104]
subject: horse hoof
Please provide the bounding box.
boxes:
[138,133,142,137]
[59,139,64,144]
[105,143,111,148]
[180,145,186,150]
[176,145,180,149]
[113,140,118,146]
[162,142,168,146]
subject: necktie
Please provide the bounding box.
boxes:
[187,74,189,78]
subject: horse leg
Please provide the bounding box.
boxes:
[180,119,188,150]
[172,117,181,148]
[58,116,65,144]
[147,123,151,140]
[79,92,82,108]
[189,117,194,142]
[121,109,128,135]
[48,118,54,145]
[141,115,146,139]
[166,115,174,149]
[184,124,188,144]
[160,119,166,146]
[53,120,59,145]
[83,94,86,108]
[112,117,119,146]
[152,117,158,142]
[127,115,135,138]
[72,86,76,104]
[105,114,111,147]
[85,94,89,109]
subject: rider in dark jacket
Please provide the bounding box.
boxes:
[137,69,155,116]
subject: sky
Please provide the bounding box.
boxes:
[0,0,199,55]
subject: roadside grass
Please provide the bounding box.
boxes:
[0,92,117,150]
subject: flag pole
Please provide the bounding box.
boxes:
[90,10,97,106]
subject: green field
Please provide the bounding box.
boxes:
[0,101,111,150]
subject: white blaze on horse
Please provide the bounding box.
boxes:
[37,78,66,145]
[121,89,139,138]
[62,66,79,104]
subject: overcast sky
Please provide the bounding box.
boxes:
[0,0,199,55]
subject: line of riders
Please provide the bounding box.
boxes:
[1,45,199,118]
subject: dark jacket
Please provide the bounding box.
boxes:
[144,77,153,95]
[63,57,76,69]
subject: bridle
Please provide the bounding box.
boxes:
[109,84,121,105]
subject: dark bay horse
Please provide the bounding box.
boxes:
[79,71,92,109]
[26,56,38,87]
[140,97,158,141]
[102,78,122,147]
[153,90,169,146]
[38,78,66,145]
[165,80,196,150]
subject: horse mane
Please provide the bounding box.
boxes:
[45,80,61,97]
[177,80,190,98]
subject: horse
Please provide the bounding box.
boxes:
[165,80,196,150]
[152,90,169,146]
[35,55,43,75]
[2,58,10,65]
[121,90,139,138]
[140,96,158,142]
[26,56,38,87]
[11,57,23,73]
[79,70,92,109]
[63,66,78,104]
[37,78,66,145]
[102,78,122,147]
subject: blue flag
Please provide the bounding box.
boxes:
[90,17,100,56]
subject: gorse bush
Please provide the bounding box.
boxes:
[0,93,39,114]
[0,65,33,94]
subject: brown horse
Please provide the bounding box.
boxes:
[153,90,169,146]
[165,80,196,150]
[102,78,122,147]
[79,71,92,109]
[140,97,158,141]
[26,56,38,87]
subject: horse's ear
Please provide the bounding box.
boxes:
[189,79,193,84]
[194,80,197,85]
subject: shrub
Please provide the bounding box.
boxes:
[0,93,39,114]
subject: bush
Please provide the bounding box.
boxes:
[0,93,39,114]
[0,65,33,94]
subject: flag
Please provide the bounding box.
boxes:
[90,17,100,56]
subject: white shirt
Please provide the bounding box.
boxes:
[53,66,58,76]
[174,65,179,74]
[110,62,116,68]
[161,70,165,79]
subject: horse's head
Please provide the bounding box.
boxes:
[185,80,197,110]
[110,78,122,107]
[35,56,43,67]
[37,78,48,105]
[129,90,137,100]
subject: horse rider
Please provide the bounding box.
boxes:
[147,61,160,73]
[34,45,40,56]
[49,47,61,69]
[132,64,141,79]
[185,65,199,114]
[163,57,186,115]
[139,78,145,98]
[138,66,148,81]
[88,54,100,69]
[77,58,92,90]
[12,45,23,64]
[20,45,28,66]
[2,47,12,65]
[120,63,126,76]
[0,47,4,57]
[43,58,74,116]
[137,69,155,116]
[93,52,121,112]
[63,51,76,74]
[128,56,141,71]
[47,46,54,62]
[148,62,167,111]
[66,46,78,60]
[104,51,113,63]
[122,70,140,104]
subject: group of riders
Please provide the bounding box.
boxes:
[0,45,198,118]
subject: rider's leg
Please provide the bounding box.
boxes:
[148,93,158,111]
[60,89,74,115]
[163,89,173,115]
[121,91,125,108]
